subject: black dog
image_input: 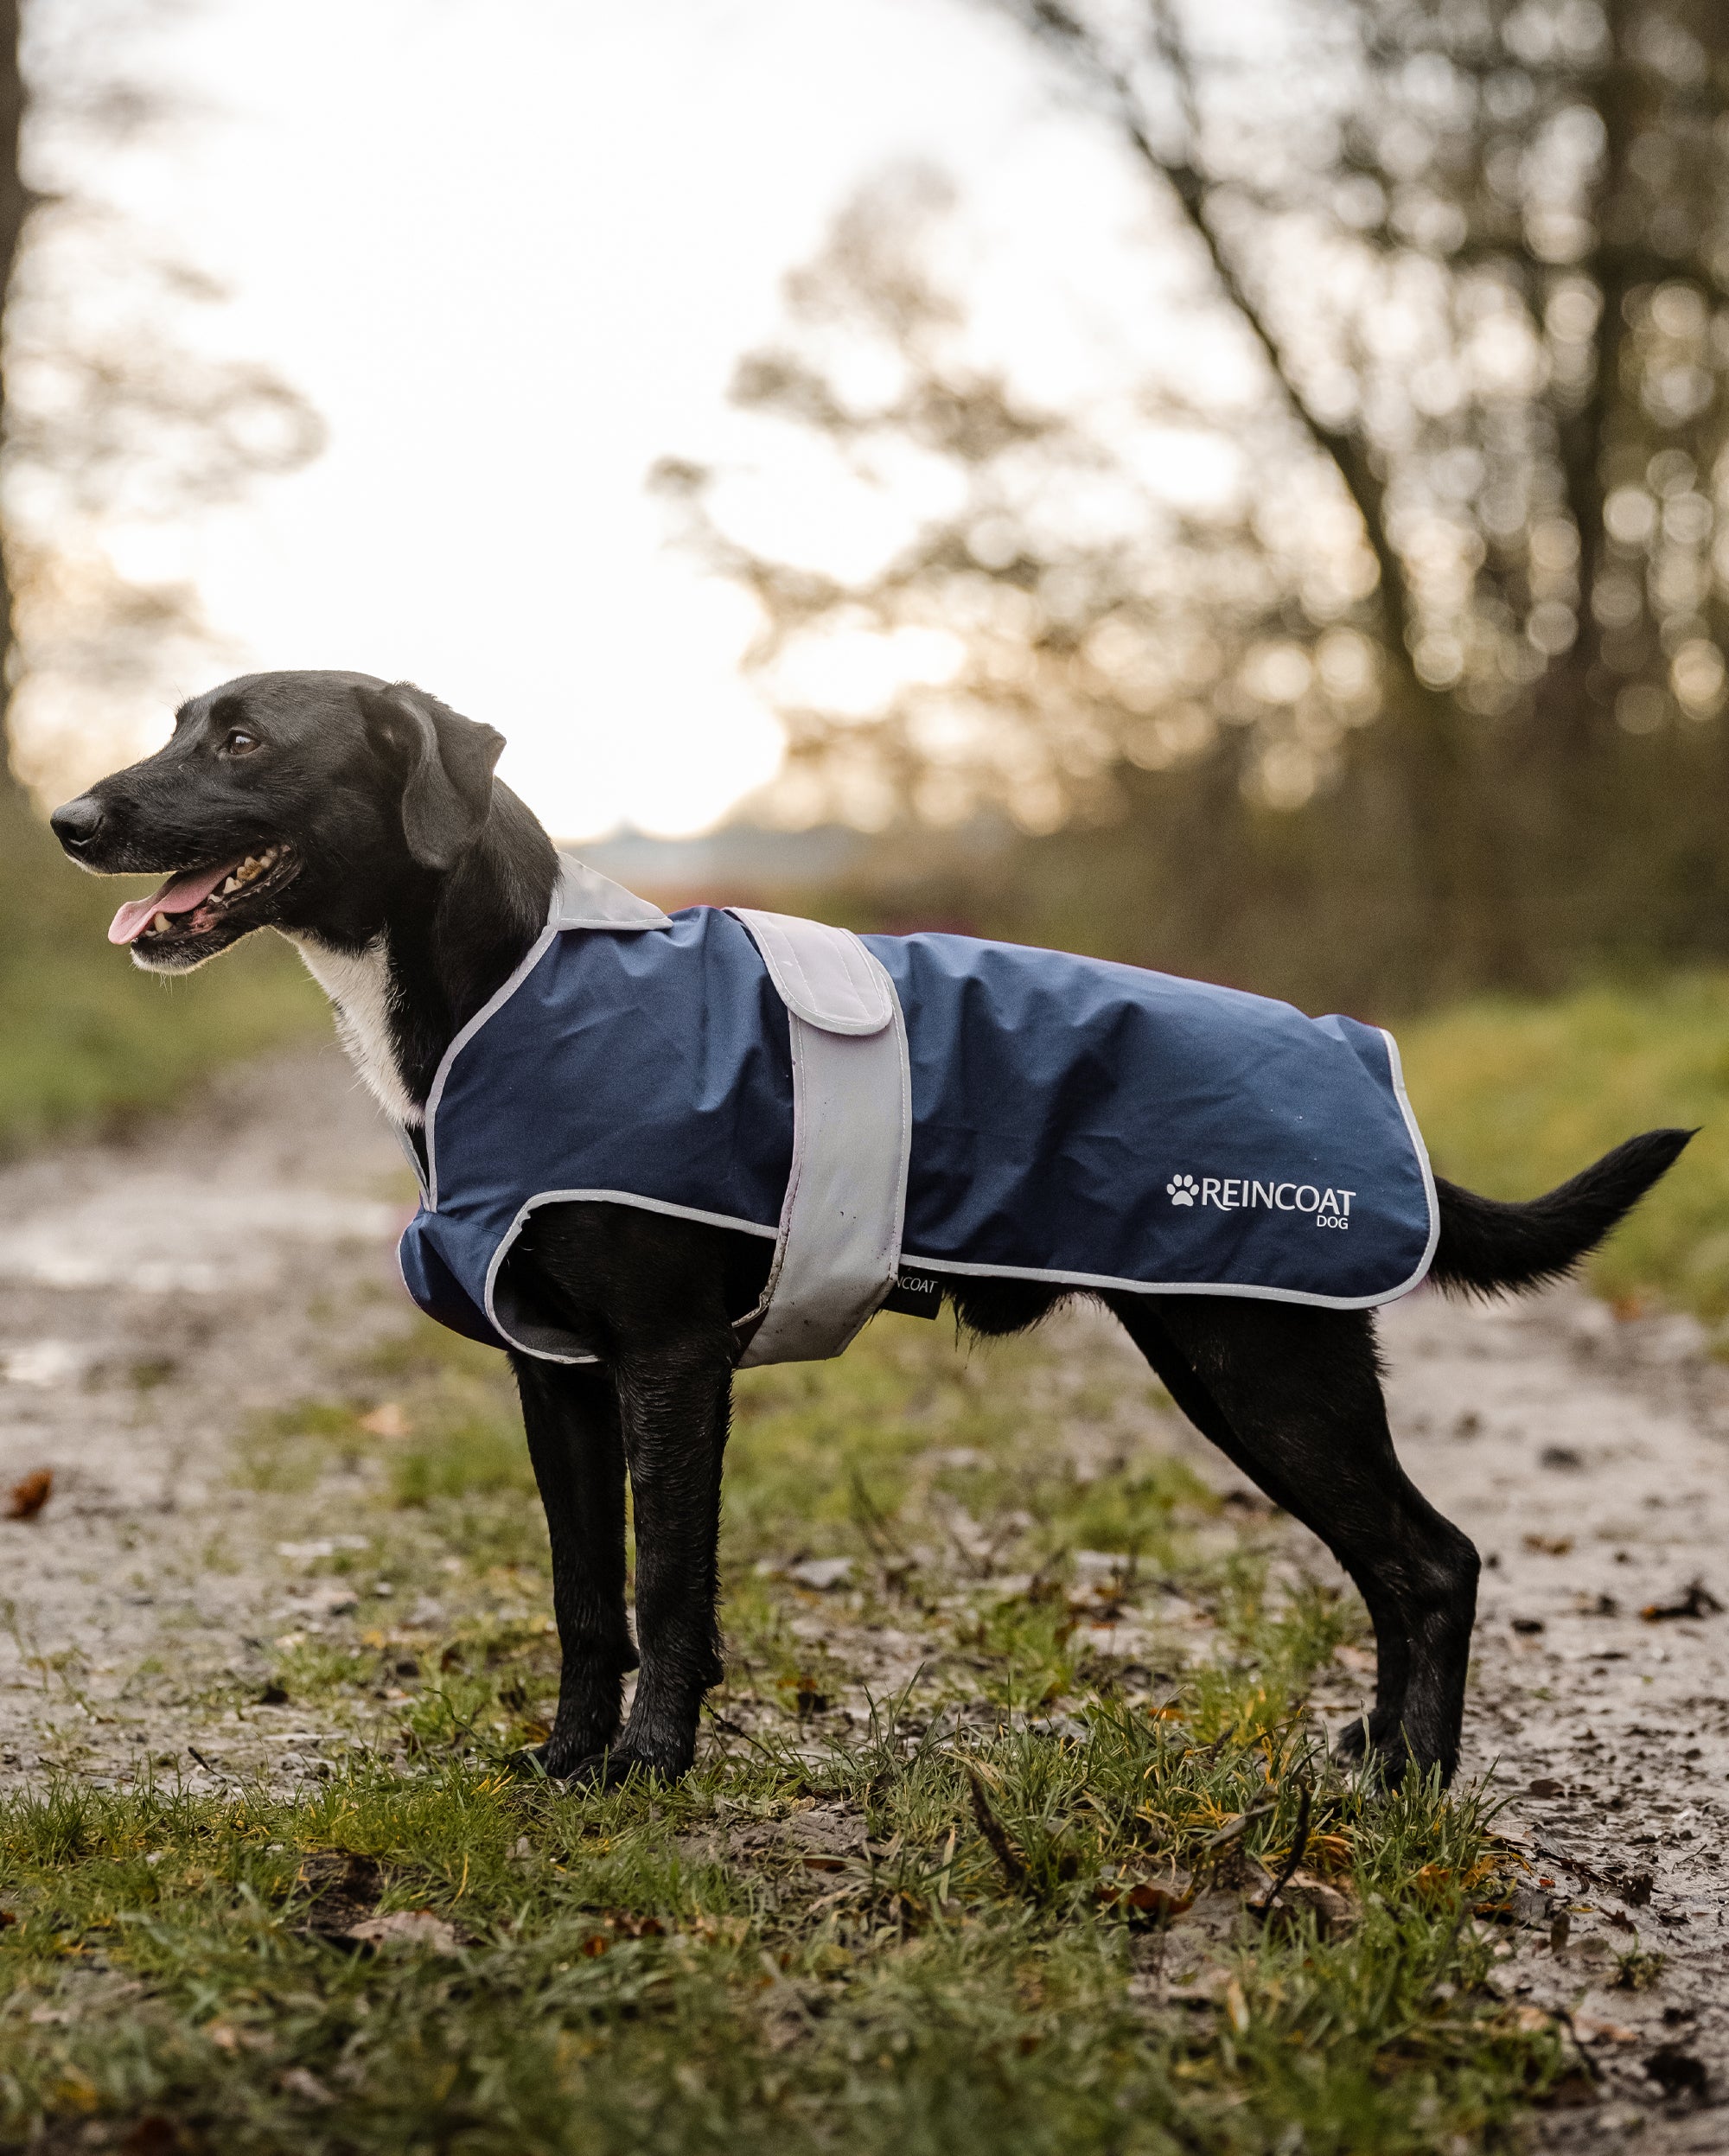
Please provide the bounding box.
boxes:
[51,671,1689,1787]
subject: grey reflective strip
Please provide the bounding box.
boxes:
[730,906,893,1033]
[736,927,909,1368]
[549,857,674,930]
[390,1117,430,1202]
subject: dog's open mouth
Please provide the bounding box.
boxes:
[108,844,297,949]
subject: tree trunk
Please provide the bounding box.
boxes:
[0,0,27,794]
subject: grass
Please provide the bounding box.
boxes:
[0,1312,1577,2153]
[1402,968,1729,1323]
[0,794,322,1154]
[0,1738,1557,2155]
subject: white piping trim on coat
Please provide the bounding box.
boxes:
[423,872,678,1210]
[422,924,558,1211]
[905,1026,1438,1314]
[481,1189,781,1363]
[903,1257,1428,1311]
[1378,1024,1440,1296]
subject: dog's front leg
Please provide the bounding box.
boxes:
[511,1355,637,1776]
[573,1336,733,1786]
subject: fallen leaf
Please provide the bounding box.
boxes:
[1511,1617,1546,1635]
[7,1470,52,1521]
[1103,1879,1196,1928]
[342,1908,460,1954]
[1247,1868,1358,1938]
[1222,1977,1250,2034]
[578,1910,665,1955]
[359,1403,411,1438]
[204,2021,241,2053]
[781,1808,866,1860]
[1528,1777,1566,1798]
[1575,2015,1639,2044]
[118,2119,183,2156]
[1536,2068,1598,2111]
[278,2067,335,2106]
[297,1850,385,1938]
[1640,1579,1724,1622]
[785,1557,853,1591]
[1523,1534,1573,1556]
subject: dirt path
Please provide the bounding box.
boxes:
[0,1046,409,1788]
[1383,1291,1729,2147]
[1,1045,1726,2140]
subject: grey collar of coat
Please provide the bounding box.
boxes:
[549,856,674,932]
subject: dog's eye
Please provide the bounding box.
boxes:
[221,727,260,756]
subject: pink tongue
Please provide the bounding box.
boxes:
[108,861,238,946]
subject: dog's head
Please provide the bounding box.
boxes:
[49,670,505,972]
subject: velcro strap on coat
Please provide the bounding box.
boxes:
[730,909,909,1366]
[729,908,894,1034]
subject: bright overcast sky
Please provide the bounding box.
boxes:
[17,0,1220,839]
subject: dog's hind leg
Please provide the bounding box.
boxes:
[1106,1293,1479,1784]
[511,1356,636,1776]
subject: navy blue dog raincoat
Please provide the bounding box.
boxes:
[397,864,1437,1367]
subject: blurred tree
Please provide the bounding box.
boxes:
[0,0,27,801]
[665,0,1729,1007]
[0,0,322,801]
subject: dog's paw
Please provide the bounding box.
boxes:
[564,1747,684,1792]
[510,1727,619,1783]
[1330,1717,1440,1790]
[1166,1171,1198,1207]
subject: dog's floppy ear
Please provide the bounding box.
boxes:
[358,682,505,870]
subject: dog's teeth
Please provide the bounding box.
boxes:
[152,912,171,933]
[221,876,239,895]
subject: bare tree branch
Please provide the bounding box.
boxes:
[1001,0,1422,673]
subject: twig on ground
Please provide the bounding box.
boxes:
[964,1763,1029,1890]
[1258,1783,1312,1917]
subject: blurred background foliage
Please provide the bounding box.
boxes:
[661,0,1729,1012]
[0,0,325,1148]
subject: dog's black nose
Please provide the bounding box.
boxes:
[49,796,105,851]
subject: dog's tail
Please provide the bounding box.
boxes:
[1428,1128,1694,1298]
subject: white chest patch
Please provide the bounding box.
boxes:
[289,934,421,1126]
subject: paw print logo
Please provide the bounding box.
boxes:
[1167,1172,1198,1207]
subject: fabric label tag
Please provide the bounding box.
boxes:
[880,1269,944,1320]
